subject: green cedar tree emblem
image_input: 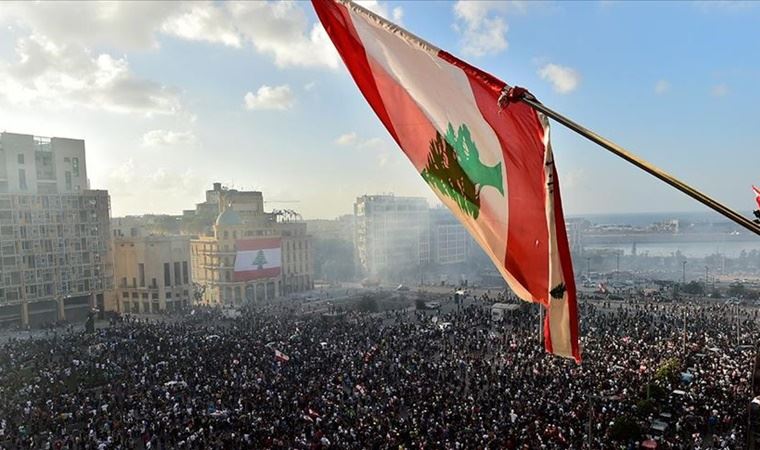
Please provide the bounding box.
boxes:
[252,250,268,270]
[420,123,504,220]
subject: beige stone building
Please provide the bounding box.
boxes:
[191,184,313,305]
[0,132,112,327]
[111,235,192,314]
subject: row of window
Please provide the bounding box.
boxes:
[120,261,189,288]
[121,290,188,300]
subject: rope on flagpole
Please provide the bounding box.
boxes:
[503,90,760,237]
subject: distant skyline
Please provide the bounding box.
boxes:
[0,1,759,220]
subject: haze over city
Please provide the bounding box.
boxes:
[1,1,758,218]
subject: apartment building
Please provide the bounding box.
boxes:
[0,132,112,327]
[353,195,430,277]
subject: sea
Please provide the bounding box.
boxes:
[572,211,760,258]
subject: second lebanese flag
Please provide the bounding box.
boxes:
[314,0,580,361]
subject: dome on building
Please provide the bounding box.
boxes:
[215,207,242,226]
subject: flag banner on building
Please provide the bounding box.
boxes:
[233,238,282,281]
[313,0,580,361]
[274,349,290,363]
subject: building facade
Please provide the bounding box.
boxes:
[190,184,313,305]
[0,132,111,327]
[354,195,430,277]
[111,235,192,314]
[429,207,472,265]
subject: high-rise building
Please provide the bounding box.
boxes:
[190,184,313,305]
[111,235,192,314]
[0,132,112,327]
[353,194,430,277]
[429,206,473,265]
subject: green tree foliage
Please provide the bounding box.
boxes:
[609,415,641,442]
[253,250,268,270]
[728,282,746,297]
[421,123,503,220]
[681,281,704,295]
[357,295,379,313]
[655,357,681,382]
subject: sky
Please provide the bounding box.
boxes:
[0,1,758,220]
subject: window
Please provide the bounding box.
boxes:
[138,263,145,287]
[164,263,171,286]
[141,293,148,299]
[132,277,136,288]
[18,169,27,191]
[151,278,157,288]
[182,261,189,284]
[166,292,172,299]
[174,262,180,286]
[72,157,80,177]
[122,291,128,298]
[17,154,24,164]
[65,171,72,191]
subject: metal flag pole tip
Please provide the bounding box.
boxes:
[499,85,760,237]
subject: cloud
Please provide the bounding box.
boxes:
[244,84,295,111]
[453,0,510,57]
[0,1,341,70]
[0,2,182,51]
[335,132,358,146]
[304,81,317,91]
[106,158,204,210]
[141,129,197,147]
[654,79,670,95]
[0,34,180,115]
[354,1,404,24]
[537,63,580,94]
[335,131,386,150]
[161,2,241,47]
[228,2,340,69]
[711,83,729,97]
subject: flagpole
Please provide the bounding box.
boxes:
[519,97,760,237]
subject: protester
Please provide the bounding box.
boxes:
[0,296,754,449]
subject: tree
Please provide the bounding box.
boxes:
[357,296,379,313]
[655,357,681,382]
[682,281,704,295]
[610,415,641,442]
[728,282,746,298]
[253,250,268,270]
[420,123,503,220]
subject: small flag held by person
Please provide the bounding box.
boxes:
[274,349,290,363]
[313,0,580,361]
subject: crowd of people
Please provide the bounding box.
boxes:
[0,292,756,449]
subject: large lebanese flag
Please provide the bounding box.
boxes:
[233,238,282,281]
[314,0,580,361]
